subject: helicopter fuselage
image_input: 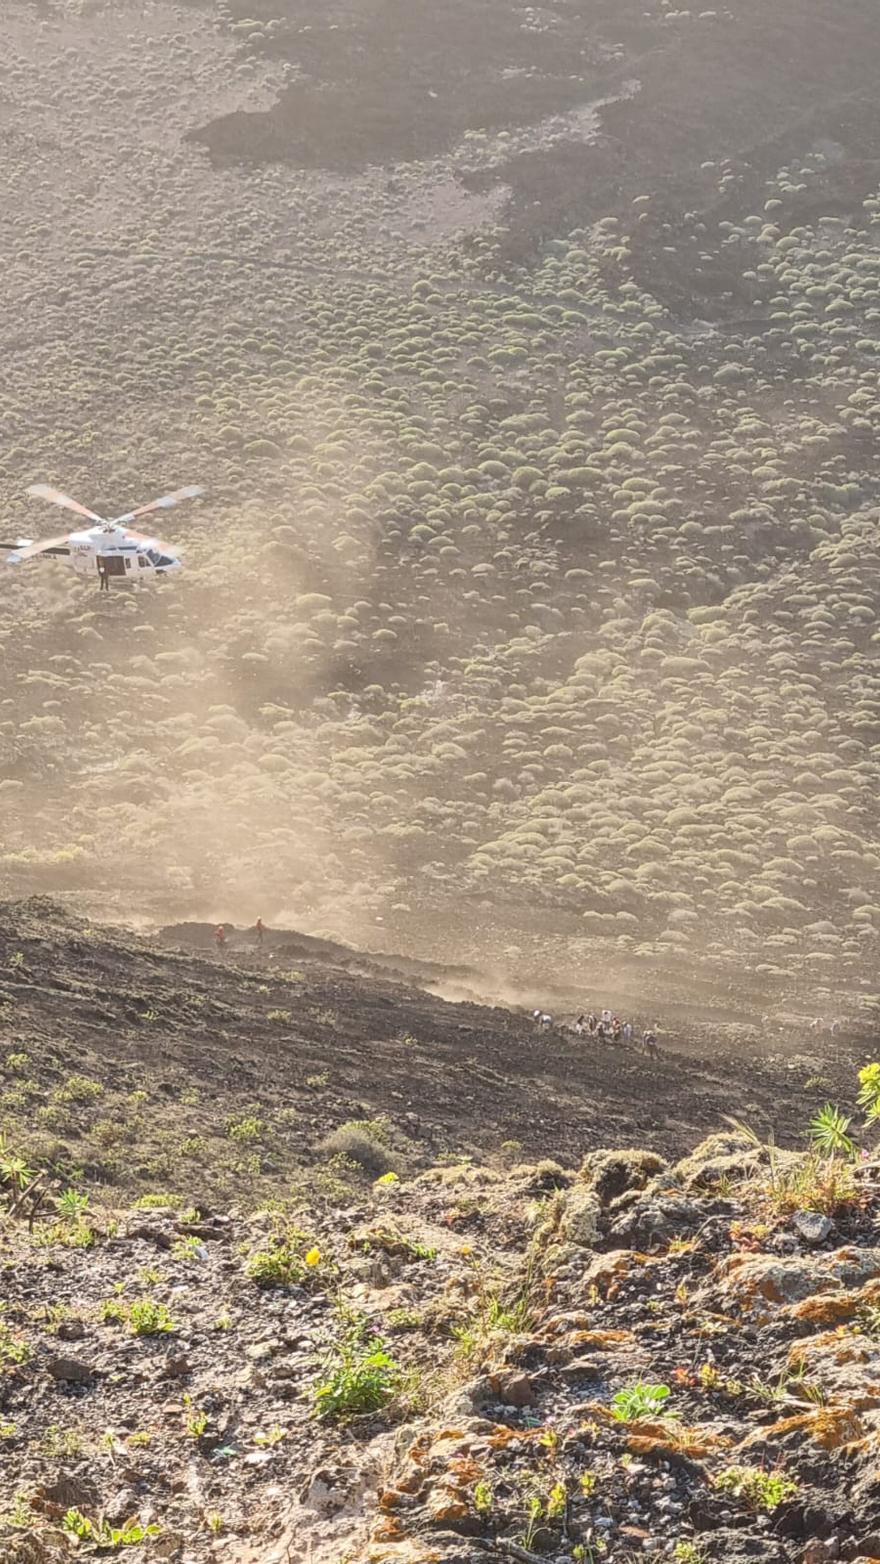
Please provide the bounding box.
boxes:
[68,527,183,581]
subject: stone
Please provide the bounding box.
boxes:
[441,1376,494,1419]
[577,1249,650,1298]
[702,1248,880,1314]
[245,1340,276,1362]
[55,1318,85,1342]
[46,1355,94,1384]
[672,1130,762,1190]
[802,1540,839,1563]
[31,1474,100,1516]
[494,1372,535,1408]
[788,1337,880,1410]
[580,1148,668,1205]
[560,1186,602,1246]
[160,1354,191,1379]
[793,1211,834,1245]
[607,1192,707,1248]
[558,1356,605,1384]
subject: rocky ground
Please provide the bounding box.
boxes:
[1,1124,879,1564]
[0,903,878,1564]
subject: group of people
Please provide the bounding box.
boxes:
[213,918,265,951]
[533,1006,661,1057]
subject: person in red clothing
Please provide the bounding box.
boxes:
[213,924,227,951]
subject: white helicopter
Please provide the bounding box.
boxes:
[1,483,203,589]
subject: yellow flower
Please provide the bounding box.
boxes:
[304,1247,321,1268]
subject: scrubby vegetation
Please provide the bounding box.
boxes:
[0,0,878,1017]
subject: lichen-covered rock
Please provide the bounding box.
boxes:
[787,1334,880,1410]
[702,1248,880,1314]
[606,1191,709,1249]
[578,1148,668,1205]
[559,1185,603,1246]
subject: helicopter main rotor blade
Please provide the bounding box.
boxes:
[109,486,203,526]
[27,485,104,524]
[9,534,73,560]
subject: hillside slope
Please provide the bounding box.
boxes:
[0,904,877,1564]
[0,899,865,1200]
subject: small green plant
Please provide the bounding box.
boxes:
[227,1115,264,1142]
[101,1298,128,1325]
[714,1464,799,1512]
[56,1075,103,1104]
[266,1009,291,1023]
[131,1192,186,1210]
[579,1471,598,1497]
[473,1479,493,1515]
[56,1188,90,1220]
[136,1267,166,1288]
[0,1492,32,1531]
[0,1137,34,1196]
[41,1426,83,1458]
[62,1508,161,1548]
[356,1227,436,1262]
[172,1235,204,1261]
[127,1299,176,1336]
[126,1431,152,1449]
[610,1383,677,1422]
[253,1424,285,1447]
[0,1422,16,1439]
[5,1053,28,1072]
[809,1103,854,1156]
[320,1118,395,1177]
[857,1062,880,1121]
[312,1324,403,1421]
[0,1322,31,1367]
[214,1310,233,1331]
[205,1511,224,1535]
[520,1494,544,1551]
[546,1481,567,1520]
[305,1071,329,1088]
[672,1545,707,1564]
[183,1396,209,1440]
[453,1288,535,1366]
[246,1228,324,1288]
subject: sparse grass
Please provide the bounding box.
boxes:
[714,1464,799,1512]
